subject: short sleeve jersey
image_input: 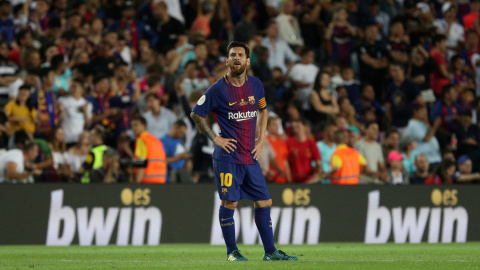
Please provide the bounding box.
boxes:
[192,75,267,165]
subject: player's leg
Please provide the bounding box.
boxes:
[213,159,247,261]
[243,163,298,261]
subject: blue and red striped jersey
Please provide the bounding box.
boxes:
[192,75,267,165]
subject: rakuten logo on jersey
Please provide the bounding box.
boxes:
[228,111,257,121]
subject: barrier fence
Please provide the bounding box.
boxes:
[0,184,478,245]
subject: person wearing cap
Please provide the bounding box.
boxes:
[453,155,480,183]
[433,2,465,61]
[328,129,366,185]
[400,136,418,176]
[107,1,158,51]
[386,150,409,185]
[463,0,480,30]
[405,102,442,167]
[347,125,361,147]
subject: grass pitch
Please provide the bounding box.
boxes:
[1,243,479,269]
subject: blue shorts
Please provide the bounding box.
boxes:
[213,159,271,202]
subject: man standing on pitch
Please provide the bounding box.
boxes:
[191,41,297,261]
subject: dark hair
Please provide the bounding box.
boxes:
[450,55,463,65]
[441,84,454,98]
[463,87,476,97]
[226,41,250,59]
[47,125,66,153]
[386,128,399,138]
[361,83,374,93]
[189,90,203,103]
[50,54,65,70]
[146,63,163,74]
[39,67,53,81]
[16,30,31,45]
[61,30,77,41]
[364,121,378,129]
[14,130,31,147]
[131,116,147,126]
[147,74,162,88]
[72,78,84,87]
[16,84,32,111]
[433,159,456,184]
[313,71,330,91]
[432,34,446,46]
[389,62,405,71]
[300,47,313,57]
[93,73,109,85]
[173,120,187,128]
[145,92,160,101]
[47,17,62,29]
[13,3,23,16]
[459,110,472,117]
[466,29,478,36]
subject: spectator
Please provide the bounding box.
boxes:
[383,129,400,155]
[150,1,186,55]
[456,110,480,172]
[234,2,257,43]
[251,46,276,106]
[143,93,177,139]
[161,120,192,183]
[329,129,366,185]
[387,19,410,65]
[0,107,10,155]
[410,154,430,184]
[355,84,385,123]
[4,84,37,135]
[90,148,129,183]
[457,87,476,123]
[316,122,338,178]
[470,50,480,96]
[366,0,390,39]
[178,60,211,98]
[451,55,473,87]
[81,125,109,183]
[47,125,70,181]
[434,3,465,61]
[408,44,437,91]
[286,119,322,183]
[430,35,453,96]
[31,67,60,137]
[264,117,291,183]
[262,20,299,74]
[386,150,409,185]
[342,66,361,105]
[358,24,388,100]
[190,0,214,38]
[406,103,442,167]
[50,54,71,96]
[400,136,419,177]
[308,72,339,126]
[276,0,304,50]
[463,0,480,30]
[454,155,480,183]
[108,1,158,51]
[461,30,478,75]
[290,48,319,110]
[298,0,323,61]
[190,114,214,183]
[337,97,358,130]
[64,131,90,180]
[386,62,422,130]
[131,115,167,184]
[354,121,387,182]
[425,159,456,184]
[429,85,459,148]
[58,79,92,146]
[325,5,356,64]
[0,140,38,183]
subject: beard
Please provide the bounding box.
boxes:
[229,62,247,76]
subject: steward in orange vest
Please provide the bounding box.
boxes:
[131,116,167,183]
[329,130,367,185]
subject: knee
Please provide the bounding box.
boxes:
[221,200,238,209]
[255,199,272,208]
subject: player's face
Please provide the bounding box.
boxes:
[226,47,250,76]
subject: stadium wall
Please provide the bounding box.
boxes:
[0,185,478,245]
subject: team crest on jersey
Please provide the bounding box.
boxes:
[248,96,255,105]
[239,99,248,106]
[222,188,228,195]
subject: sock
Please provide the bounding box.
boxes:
[254,207,276,254]
[219,206,238,254]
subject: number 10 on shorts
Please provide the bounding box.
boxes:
[220,173,233,187]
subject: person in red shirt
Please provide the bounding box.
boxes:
[425,159,456,184]
[463,0,480,30]
[430,35,453,96]
[286,119,322,183]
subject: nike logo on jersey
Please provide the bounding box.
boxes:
[229,102,236,106]
[221,217,232,221]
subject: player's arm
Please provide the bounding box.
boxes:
[190,112,237,153]
[252,107,268,160]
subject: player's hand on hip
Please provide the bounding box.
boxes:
[213,136,237,153]
[251,138,265,160]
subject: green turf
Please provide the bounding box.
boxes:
[1,243,479,269]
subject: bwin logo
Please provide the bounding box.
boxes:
[228,111,257,121]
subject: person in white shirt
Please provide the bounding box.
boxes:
[0,141,38,183]
[289,48,319,109]
[276,0,304,48]
[58,79,92,145]
[142,92,177,139]
[433,2,465,61]
[262,20,299,74]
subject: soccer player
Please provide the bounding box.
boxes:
[190,41,298,261]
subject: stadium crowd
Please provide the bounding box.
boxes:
[0,0,479,185]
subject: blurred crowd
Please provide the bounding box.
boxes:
[0,0,480,185]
